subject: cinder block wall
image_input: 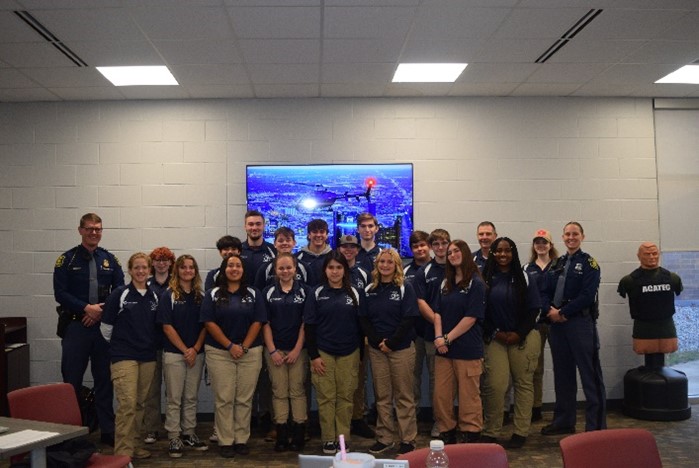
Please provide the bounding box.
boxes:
[0,97,657,411]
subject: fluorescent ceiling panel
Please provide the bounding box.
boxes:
[96,66,178,86]
[392,63,467,83]
[656,65,699,84]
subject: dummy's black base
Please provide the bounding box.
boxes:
[623,354,691,421]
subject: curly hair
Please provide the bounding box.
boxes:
[369,248,404,290]
[168,255,203,303]
[482,237,528,316]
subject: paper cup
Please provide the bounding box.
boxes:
[333,452,375,468]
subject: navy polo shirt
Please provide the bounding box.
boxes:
[157,288,204,354]
[403,261,423,286]
[263,280,309,350]
[486,271,541,333]
[437,276,486,361]
[102,283,159,363]
[200,286,267,349]
[296,247,331,286]
[304,285,364,357]
[356,244,381,272]
[241,241,277,282]
[361,282,419,351]
[541,249,601,319]
[413,260,446,341]
[523,260,552,294]
[349,263,370,290]
[254,260,310,291]
[204,268,219,291]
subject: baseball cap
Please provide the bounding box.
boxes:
[339,234,360,246]
[533,229,552,243]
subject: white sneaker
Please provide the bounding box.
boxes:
[209,427,218,443]
[430,423,440,438]
[144,432,158,444]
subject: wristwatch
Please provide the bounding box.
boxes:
[240,344,249,354]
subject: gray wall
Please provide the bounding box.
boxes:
[0,96,658,410]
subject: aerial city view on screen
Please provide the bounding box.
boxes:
[246,164,414,257]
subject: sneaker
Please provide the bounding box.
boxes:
[430,422,440,438]
[369,441,394,454]
[505,433,527,449]
[209,427,218,443]
[133,448,151,459]
[182,433,208,451]
[322,441,337,454]
[397,442,415,455]
[168,438,184,458]
[265,427,277,442]
[144,432,158,444]
[233,443,250,455]
[541,424,575,436]
[531,406,543,422]
[350,419,375,439]
[220,445,235,458]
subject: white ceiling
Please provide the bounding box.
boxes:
[1,0,698,102]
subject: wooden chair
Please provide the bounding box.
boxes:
[397,443,509,468]
[8,382,131,468]
[559,428,662,468]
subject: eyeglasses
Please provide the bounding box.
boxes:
[81,227,103,233]
[431,241,449,248]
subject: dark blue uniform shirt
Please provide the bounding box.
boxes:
[541,250,600,319]
[157,288,204,354]
[361,282,419,351]
[356,244,381,272]
[200,286,267,349]
[102,283,159,363]
[241,241,277,283]
[413,260,446,341]
[263,280,309,350]
[303,285,364,357]
[254,260,309,291]
[485,271,541,338]
[437,275,486,361]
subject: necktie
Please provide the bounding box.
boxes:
[88,253,98,304]
[552,256,570,308]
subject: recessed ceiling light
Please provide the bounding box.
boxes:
[656,65,699,84]
[392,63,467,83]
[96,66,178,86]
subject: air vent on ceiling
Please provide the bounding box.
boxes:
[535,9,603,64]
[14,10,88,67]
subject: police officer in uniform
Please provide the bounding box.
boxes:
[53,213,124,445]
[617,242,683,357]
[540,222,606,435]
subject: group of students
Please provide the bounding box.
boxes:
[55,211,605,461]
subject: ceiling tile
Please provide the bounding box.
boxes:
[324,6,416,39]
[0,69,38,88]
[321,63,395,83]
[448,82,519,96]
[117,86,190,99]
[474,38,554,62]
[20,66,110,87]
[154,40,243,65]
[227,6,320,39]
[526,62,611,83]
[238,39,319,64]
[577,9,688,40]
[511,82,583,96]
[460,63,540,83]
[67,40,163,66]
[254,84,319,98]
[410,5,509,40]
[248,63,319,84]
[494,7,592,39]
[0,42,77,67]
[130,6,233,41]
[549,39,645,63]
[32,8,143,42]
[48,86,125,100]
[621,40,699,65]
[0,87,60,101]
[399,37,485,62]
[184,84,255,99]
[170,64,251,85]
[323,38,403,63]
[0,10,46,42]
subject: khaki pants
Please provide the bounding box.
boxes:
[264,349,308,424]
[533,324,549,408]
[205,345,263,445]
[312,349,359,443]
[433,356,483,433]
[482,330,541,438]
[413,337,436,411]
[369,344,417,444]
[162,351,205,439]
[111,360,156,457]
[142,350,162,434]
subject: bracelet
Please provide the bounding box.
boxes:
[269,349,278,355]
[434,335,443,341]
[226,342,234,351]
[444,334,450,346]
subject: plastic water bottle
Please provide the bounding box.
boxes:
[426,439,449,468]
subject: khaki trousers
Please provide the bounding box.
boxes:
[368,344,417,444]
[111,360,156,457]
[312,349,359,443]
[433,356,483,433]
[482,330,541,438]
[205,345,263,445]
[264,349,308,424]
[162,351,205,439]
[142,350,162,434]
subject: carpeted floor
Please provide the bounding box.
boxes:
[75,404,699,467]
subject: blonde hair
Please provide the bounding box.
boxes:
[169,255,203,303]
[128,252,151,270]
[369,248,404,289]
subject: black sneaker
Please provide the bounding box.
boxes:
[397,442,415,455]
[505,433,527,449]
[531,407,543,422]
[368,441,394,454]
[168,437,184,458]
[181,433,208,451]
[220,445,235,458]
[350,419,376,439]
[439,429,457,445]
[322,441,337,454]
[233,443,250,455]
[541,424,575,436]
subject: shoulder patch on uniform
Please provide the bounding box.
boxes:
[588,257,599,270]
[55,255,65,268]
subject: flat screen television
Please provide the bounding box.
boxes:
[246,163,414,257]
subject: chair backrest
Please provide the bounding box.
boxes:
[7,382,83,426]
[396,443,509,468]
[559,428,663,468]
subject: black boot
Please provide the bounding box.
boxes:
[289,422,306,452]
[274,423,289,452]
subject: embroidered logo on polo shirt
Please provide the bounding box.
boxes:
[389,291,401,301]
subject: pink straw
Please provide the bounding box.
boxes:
[339,434,347,461]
